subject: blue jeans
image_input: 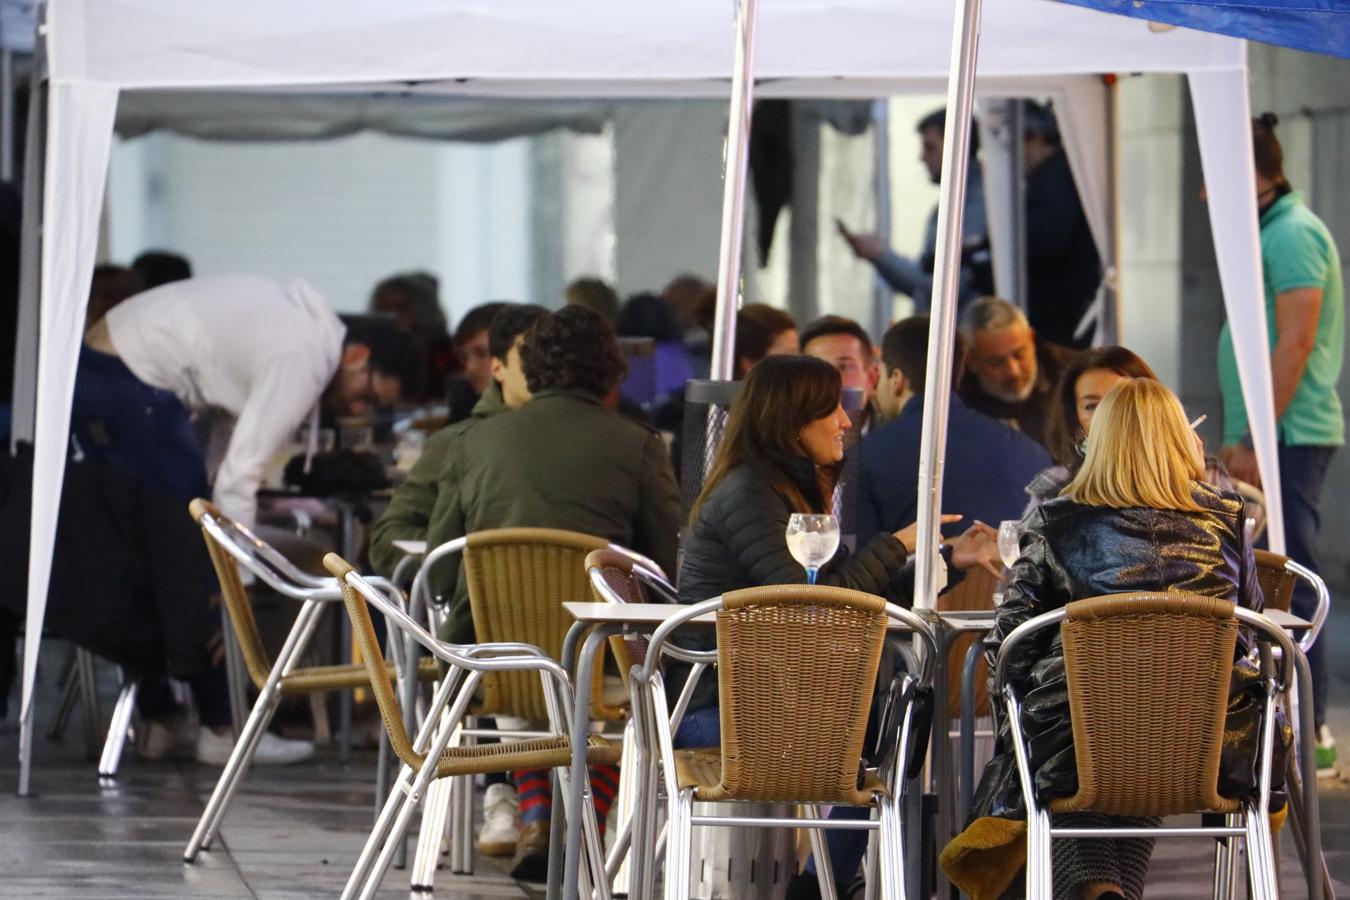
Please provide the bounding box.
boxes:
[1276,443,1336,728]
[71,347,209,503]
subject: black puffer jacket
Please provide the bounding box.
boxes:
[672,453,919,714]
[971,481,1288,824]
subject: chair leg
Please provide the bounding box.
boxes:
[864,825,880,900]
[803,804,839,900]
[344,763,418,899]
[1244,804,1279,900]
[876,798,902,900]
[1211,813,1238,900]
[182,687,282,862]
[662,788,694,900]
[347,763,437,900]
[607,720,639,892]
[627,745,661,900]
[410,776,453,889]
[46,647,80,741]
[450,715,476,874]
[97,677,139,779]
[76,648,102,761]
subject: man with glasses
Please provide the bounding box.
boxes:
[82,274,423,526]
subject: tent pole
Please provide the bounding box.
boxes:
[1,49,14,182]
[707,0,760,382]
[914,0,985,612]
[870,99,892,341]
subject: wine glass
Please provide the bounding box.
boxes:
[997,519,1021,570]
[785,513,841,585]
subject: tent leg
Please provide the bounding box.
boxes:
[912,0,987,610]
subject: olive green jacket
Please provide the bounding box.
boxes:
[430,387,681,643]
[368,384,508,577]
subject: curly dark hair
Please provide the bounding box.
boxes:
[520,305,627,397]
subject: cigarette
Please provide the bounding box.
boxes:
[1189,414,1207,429]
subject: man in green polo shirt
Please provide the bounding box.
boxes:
[1217,115,1343,776]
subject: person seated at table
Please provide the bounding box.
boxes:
[370,303,546,578]
[673,354,1000,898]
[445,301,509,423]
[941,379,1287,900]
[432,305,682,880]
[368,271,457,402]
[1023,346,1265,531]
[857,315,1050,544]
[957,296,1077,449]
[83,275,425,528]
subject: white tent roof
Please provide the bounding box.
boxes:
[53,0,1243,92]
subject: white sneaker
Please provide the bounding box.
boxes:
[478,782,521,857]
[136,715,198,761]
[195,729,315,766]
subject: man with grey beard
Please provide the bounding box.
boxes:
[956,296,1076,450]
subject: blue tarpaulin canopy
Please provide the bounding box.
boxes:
[1057,0,1350,58]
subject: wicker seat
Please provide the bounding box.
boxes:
[994,592,1294,898]
[183,499,437,865]
[324,553,618,900]
[630,584,937,900]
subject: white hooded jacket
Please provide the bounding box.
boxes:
[105,275,346,526]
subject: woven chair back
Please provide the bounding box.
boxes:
[324,554,422,770]
[1253,549,1295,613]
[1054,592,1240,817]
[936,562,1002,718]
[704,585,887,805]
[463,528,609,722]
[189,498,274,691]
[585,548,656,693]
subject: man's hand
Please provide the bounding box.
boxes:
[951,521,1003,578]
[836,220,888,262]
[1221,444,1262,489]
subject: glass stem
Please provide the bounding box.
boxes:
[807,566,818,586]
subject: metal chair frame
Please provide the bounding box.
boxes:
[629,591,937,900]
[183,504,410,863]
[994,600,1295,900]
[330,562,612,900]
[398,533,659,890]
[585,555,718,894]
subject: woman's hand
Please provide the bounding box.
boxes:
[893,514,962,554]
[950,520,1003,577]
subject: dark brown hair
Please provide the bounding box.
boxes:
[1045,345,1158,465]
[1252,112,1291,197]
[879,315,966,392]
[520,305,627,397]
[799,314,873,357]
[735,303,797,375]
[691,355,842,523]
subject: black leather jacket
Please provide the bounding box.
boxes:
[971,481,1287,821]
[673,453,917,714]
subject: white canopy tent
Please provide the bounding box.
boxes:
[13,0,1278,794]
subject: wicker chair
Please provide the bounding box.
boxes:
[1254,549,1330,652]
[994,592,1294,899]
[182,500,438,863]
[631,585,937,900]
[404,529,657,887]
[324,553,620,900]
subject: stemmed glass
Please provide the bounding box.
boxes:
[785,513,841,585]
[997,520,1021,570]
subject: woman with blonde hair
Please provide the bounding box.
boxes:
[941,379,1283,900]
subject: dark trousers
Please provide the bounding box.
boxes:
[1276,444,1336,728]
[136,665,233,730]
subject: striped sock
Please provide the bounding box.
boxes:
[512,765,623,836]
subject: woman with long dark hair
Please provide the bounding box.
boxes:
[673,354,999,897]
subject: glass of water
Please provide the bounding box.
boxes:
[785,513,841,586]
[997,520,1021,570]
